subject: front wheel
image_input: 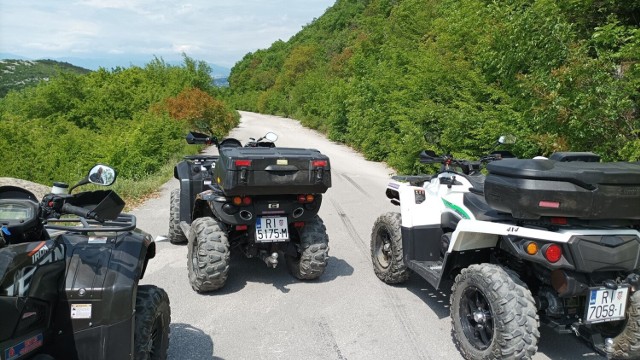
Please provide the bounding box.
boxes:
[370,212,409,284]
[134,285,171,360]
[450,264,539,359]
[168,189,187,244]
[286,215,329,280]
[187,217,230,292]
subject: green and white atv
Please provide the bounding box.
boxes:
[371,136,640,359]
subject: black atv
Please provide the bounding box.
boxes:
[0,165,170,360]
[170,131,331,292]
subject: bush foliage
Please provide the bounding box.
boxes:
[227,0,640,174]
[0,56,239,187]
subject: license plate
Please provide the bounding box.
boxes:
[255,216,289,242]
[584,286,629,324]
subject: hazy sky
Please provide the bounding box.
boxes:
[0,0,335,69]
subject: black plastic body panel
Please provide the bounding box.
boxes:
[0,225,153,359]
[401,225,442,262]
[175,156,218,223]
[568,234,640,272]
[214,147,331,196]
[209,194,323,228]
[549,152,601,162]
[485,159,640,219]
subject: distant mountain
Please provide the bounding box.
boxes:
[50,56,231,79]
[0,54,231,81]
[0,59,91,97]
[0,53,29,60]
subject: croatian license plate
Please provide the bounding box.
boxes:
[255,216,289,242]
[584,286,629,324]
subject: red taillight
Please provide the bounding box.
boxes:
[235,160,251,167]
[544,244,562,263]
[539,201,560,209]
[232,196,251,206]
[550,217,568,225]
[297,194,315,203]
[294,222,305,228]
[236,225,248,231]
[312,160,327,167]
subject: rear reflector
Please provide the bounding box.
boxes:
[294,222,305,228]
[550,217,568,225]
[539,201,560,209]
[236,225,248,231]
[235,160,251,167]
[544,244,562,263]
[525,242,539,255]
[312,160,327,167]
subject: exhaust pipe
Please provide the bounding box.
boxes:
[261,252,278,268]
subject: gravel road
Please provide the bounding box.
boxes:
[135,111,603,360]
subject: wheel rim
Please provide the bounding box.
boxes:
[459,285,494,350]
[374,227,392,269]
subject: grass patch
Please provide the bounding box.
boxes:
[113,148,202,211]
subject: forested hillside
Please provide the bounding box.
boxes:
[227,0,640,173]
[0,56,238,199]
[0,59,91,98]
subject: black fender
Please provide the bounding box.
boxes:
[174,161,195,223]
[45,229,155,359]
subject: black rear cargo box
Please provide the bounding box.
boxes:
[213,147,331,196]
[485,159,640,220]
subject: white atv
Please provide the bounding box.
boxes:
[371,136,640,359]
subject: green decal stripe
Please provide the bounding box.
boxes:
[442,198,470,219]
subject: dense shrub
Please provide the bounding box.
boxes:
[0,55,239,186]
[226,0,640,173]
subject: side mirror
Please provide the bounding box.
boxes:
[264,132,278,142]
[88,165,116,186]
[186,132,216,145]
[498,135,516,145]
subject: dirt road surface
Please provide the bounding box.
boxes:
[136,111,602,360]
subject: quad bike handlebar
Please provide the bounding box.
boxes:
[186,131,279,149]
[419,135,516,175]
[0,165,133,246]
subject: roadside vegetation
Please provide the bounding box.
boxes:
[1,0,638,202]
[0,56,238,203]
[226,0,640,174]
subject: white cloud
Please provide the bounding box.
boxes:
[0,0,335,68]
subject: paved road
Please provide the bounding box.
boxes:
[135,111,603,360]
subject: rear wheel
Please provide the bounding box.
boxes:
[134,285,170,360]
[451,264,539,359]
[370,212,409,284]
[287,215,329,280]
[608,290,640,359]
[187,217,230,292]
[168,189,187,244]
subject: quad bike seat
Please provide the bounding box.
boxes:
[392,175,432,187]
[464,174,485,195]
[463,192,514,222]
